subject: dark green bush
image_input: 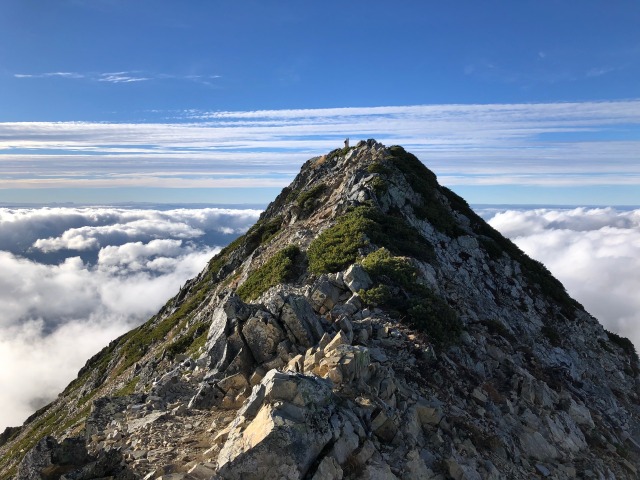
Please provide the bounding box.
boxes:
[369,176,387,195]
[308,208,373,273]
[367,162,390,175]
[361,247,414,285]
[359,248,462,347]
[296,183,327,214]
[308,206,435,274]
[237,245,301,301]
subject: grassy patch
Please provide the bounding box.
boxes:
[166,321,209,359]
[0,407,62,476]
[359,248,462,347]
[186,327,209,356]
[116,293,205,373]
[237,245,301,301]
[114,376,139,397]
[308,206,435,274]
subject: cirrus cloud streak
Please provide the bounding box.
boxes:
[0,100,639,193]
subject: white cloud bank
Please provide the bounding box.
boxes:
[486,207,640,350]
[0,206,260,431]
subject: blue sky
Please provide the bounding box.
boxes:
[0,0,639,205]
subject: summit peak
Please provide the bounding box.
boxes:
[2,142,639,480]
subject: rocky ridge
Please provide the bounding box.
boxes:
[1,140,639,479]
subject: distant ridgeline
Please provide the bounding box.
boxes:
[1,139,638,480]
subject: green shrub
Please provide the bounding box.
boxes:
[359,248,462,347]
[361,247,414,286]
[359,284,393,306]
[296,183,326,214]
[367,162,390,175]
[308,207,374,273]
[241,215,283,251]
[369,176,387,195]
[237,245,301,301]
[308,206,435,274]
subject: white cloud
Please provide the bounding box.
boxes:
[98,72,149,83]
[0,315,130,431]
[0,206,260,431]
[0,206,261,254]
[13,70,219,85]
[14,72,85,79]
[486,207,640,351]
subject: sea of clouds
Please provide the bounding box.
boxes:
[0,205,638,431]
[0,206,260,431]
[483,206,640,348]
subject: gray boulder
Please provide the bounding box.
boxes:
[280,295,325,348]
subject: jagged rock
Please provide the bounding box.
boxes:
[188,382,224,409]
[242,313,285,364]
[447,451,482,480]
[311,456,343,480]
[280,295,325,347]
[344,264,372,293]
[86,395,146,441]
[360,460,399,480]
[216,370,335,479]
[518,430,559,460]
[16,436,133,480]
[16,436,87,480]
[311,278,343,313]
[402,449,436,480]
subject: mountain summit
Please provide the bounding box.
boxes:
[1,140,638,479]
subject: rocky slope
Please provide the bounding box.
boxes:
[1,140,639,479]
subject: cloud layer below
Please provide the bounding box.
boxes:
[0,206,260,431]
[485,207,640,350]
